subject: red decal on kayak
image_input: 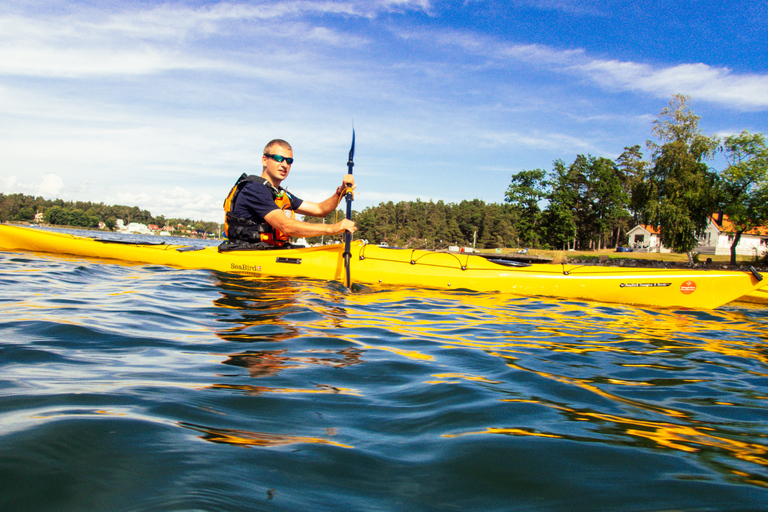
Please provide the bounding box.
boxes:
[680,280,696,294]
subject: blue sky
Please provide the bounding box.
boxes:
[1,0,767,222]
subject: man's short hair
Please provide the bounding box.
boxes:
[264,139,292,154]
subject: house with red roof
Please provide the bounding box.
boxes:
[626,224,669,252]
[627,214,768,256]
[698,214,768,257]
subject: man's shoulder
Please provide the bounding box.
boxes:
[239,175,268,188]
[241,178,274,196]
[234,179,277,214]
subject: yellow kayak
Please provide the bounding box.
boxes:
[735,288,768,305]
[1,224,765,309]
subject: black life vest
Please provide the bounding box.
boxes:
[222,174,295,246]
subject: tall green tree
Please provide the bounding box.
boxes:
[562,155,595,249]
[541,202,576,250]
[542,159,578,250]
[505,169,547,248]
[542,155,630,250]
[616,145,649,224]
[718,130,768,264]
[588,156,630,249]
[14,207,35,221]
[639,94,720,257]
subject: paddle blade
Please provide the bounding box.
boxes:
[347,129,355,174]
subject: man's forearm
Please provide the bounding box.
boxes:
[315,190,344,217]
[267,214,350,238]
[282,219,340,237]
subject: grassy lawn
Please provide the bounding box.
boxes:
[502,248,764,267]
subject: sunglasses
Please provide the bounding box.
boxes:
[264,153,294,165]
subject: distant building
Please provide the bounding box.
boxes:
[126,223,152,235]
[116,220,152,235]
[626,224,668,253]
[698,214,768,257]
[627,214,768,256]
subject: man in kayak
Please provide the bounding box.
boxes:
[221,139,356,250]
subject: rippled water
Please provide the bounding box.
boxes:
[2,242,768,511]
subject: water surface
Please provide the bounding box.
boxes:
[1,243,767,511]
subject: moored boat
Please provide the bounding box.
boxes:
[1,224,765,309]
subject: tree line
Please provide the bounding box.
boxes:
[503,94,767,264]
[302,199,520,250]
[0,195,221,235]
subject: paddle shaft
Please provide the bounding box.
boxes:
[343,130,355,288]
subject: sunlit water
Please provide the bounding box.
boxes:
[2,234,768,511]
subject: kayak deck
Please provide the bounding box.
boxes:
[1,224,765,309]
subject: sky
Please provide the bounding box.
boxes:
[1,0,767,222]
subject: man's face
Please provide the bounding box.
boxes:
[262,146,293,184]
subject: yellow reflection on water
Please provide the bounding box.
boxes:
[180,422,353,448]
[514,399,767,468]
[501,358,692,419]
[332,288,768,483]
[440,398,768,487]
[212,275,438,361]
[345,340,435,361]
[443,427,561,439]
[206,279,768,481]
[336,288,768,367]
[209,383,362,396]
[425,373,502,385]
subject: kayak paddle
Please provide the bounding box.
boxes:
[343,130,355,289]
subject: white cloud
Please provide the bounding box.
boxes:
[15,1,765,113]
[576,60,768,110]
[0,3,371,79]
[407,27,768,111]
[37,173,64,198]
[1,173,63,199]
[485,130,601,153]
[1,175,19,194]
[0,45,215,78]
[104,186,223,222]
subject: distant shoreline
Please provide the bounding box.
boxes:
[5,221,220,240]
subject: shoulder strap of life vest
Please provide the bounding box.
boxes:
[223,174,279,210]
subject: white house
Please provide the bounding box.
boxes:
[125,223,152,235]
[627,214,768,256]
[115,219,152,235]
[626,224,669,253]
[697,214,768,257]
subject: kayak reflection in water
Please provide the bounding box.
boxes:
[220,349,364,379]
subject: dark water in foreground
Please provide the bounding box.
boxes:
[2,242,768,511]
